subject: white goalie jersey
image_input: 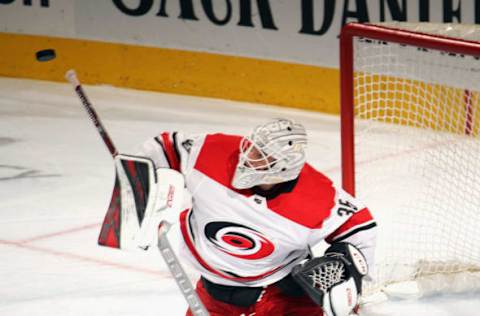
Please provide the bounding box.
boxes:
[140,132,377,287]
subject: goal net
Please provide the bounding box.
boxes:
[340,22,480,299]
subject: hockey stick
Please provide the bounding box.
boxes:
[65,70,209,316]
[65,69,118,157]
[158,221,209,316]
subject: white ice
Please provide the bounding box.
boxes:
[0,77,478,315]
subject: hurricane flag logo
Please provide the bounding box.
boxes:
[205,222,274,260]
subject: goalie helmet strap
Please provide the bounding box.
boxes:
[250,177,298,200]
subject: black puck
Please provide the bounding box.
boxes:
[36,49,56,62]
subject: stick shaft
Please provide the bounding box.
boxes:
[65,70,118,157]
[158,221,209,316]
[66,69,208,315]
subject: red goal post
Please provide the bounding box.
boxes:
[339,22,480,298]
[340,22,480,196]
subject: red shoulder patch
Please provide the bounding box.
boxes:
[194,134,247,193]
[266,164,335,229]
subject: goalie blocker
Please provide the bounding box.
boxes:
[292,243,368,316]
[98,154,184,250]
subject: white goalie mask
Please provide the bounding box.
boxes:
[232,118,307,189]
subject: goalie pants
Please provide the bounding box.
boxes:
[186,278,324,316]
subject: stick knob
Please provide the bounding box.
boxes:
[65,69,80,87]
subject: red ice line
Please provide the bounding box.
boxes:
[16,222,101,244]
[0,223,171,278]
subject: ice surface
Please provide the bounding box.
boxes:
[0,77,478,315]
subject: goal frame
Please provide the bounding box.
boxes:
[339,22,480,195]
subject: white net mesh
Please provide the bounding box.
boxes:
[348,23,480,296]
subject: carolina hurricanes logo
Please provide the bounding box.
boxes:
[205,222,275,260]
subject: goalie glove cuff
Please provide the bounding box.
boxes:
[322,277,358,316]
[324,242,368,294]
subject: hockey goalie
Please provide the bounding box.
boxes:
[97,118,377,316]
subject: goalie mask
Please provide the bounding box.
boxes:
[231,118,307,189]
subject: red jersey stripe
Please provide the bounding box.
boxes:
[326,207,374,243]
[161,132,180,171]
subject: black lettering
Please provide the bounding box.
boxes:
[178,0,199,20]
[380,0,407,21]
[181,139,193,153]
[112,0,153,16]
[202,0,231,25]
[0,0,50,5]
[443,0,461,22]
[338,207,355,216]
[339,199,358,210]
[299,0,336,36]
[419,0,430,21]
[476,0,480,23]
[154,0,199,20]
[23,0,49,5]
[337,198,358,216]
[238,0,277,29]
[342,0,370,26]
[157,0,168,16]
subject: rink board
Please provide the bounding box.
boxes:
[0,32,339,114]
